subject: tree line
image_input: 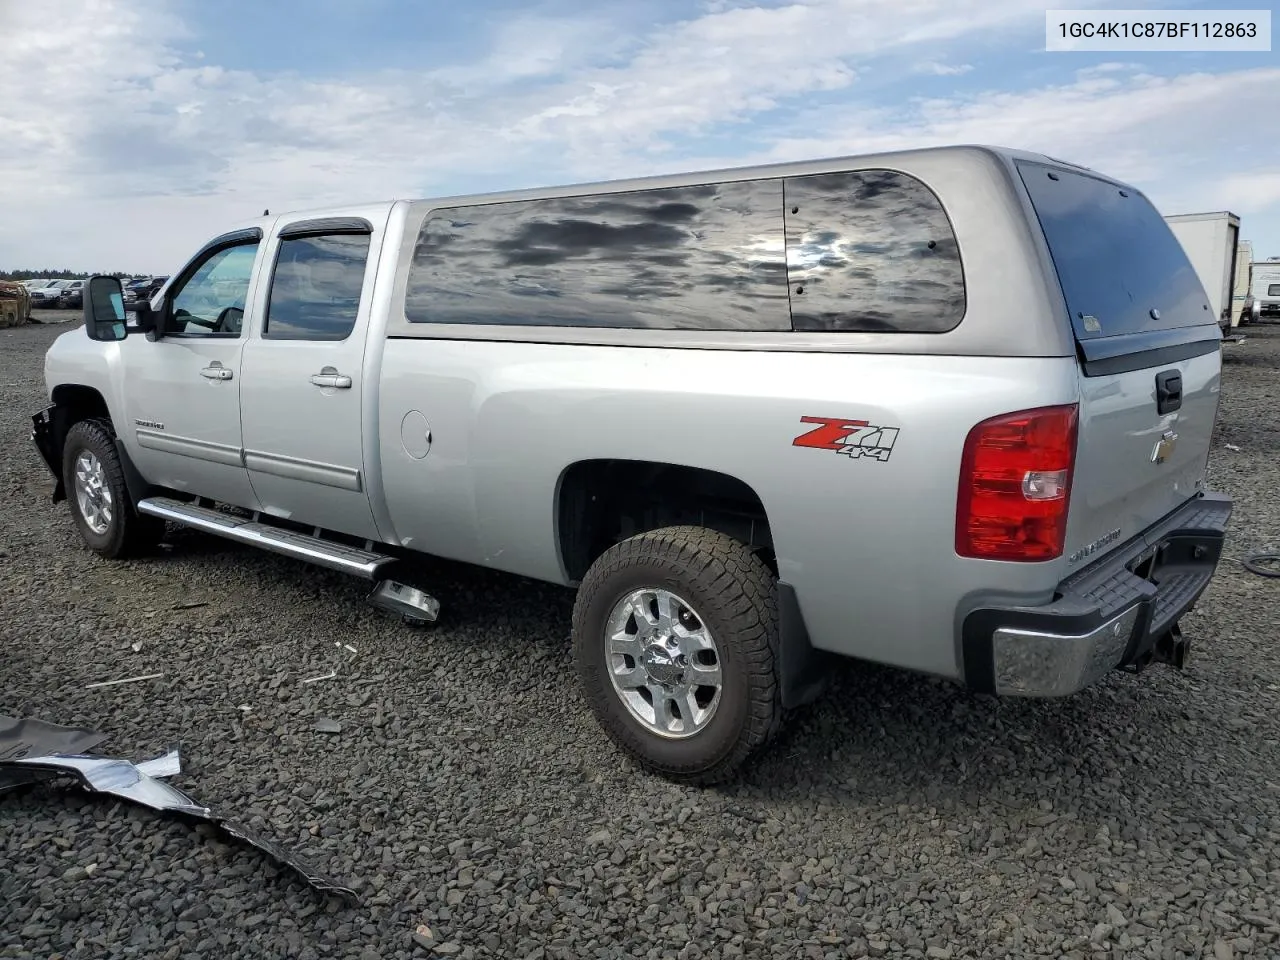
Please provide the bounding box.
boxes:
[1,269,144,281]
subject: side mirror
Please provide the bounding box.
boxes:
[83,276,127,341]
[84,275,159,341]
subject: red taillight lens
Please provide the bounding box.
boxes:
[956,404,1079,562]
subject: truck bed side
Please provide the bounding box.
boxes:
[377,342,1080,679]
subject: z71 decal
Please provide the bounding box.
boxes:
[792,416,900,462]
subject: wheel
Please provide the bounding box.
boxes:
[62,419,163,559]
[572,525,781,785]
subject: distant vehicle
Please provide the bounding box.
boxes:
[22,279,57,291]
[1163,212,1241,334]
[124,276,168,304]
[58,280,86,310]
[30,279,73,308]
[0,280,32,327]
[1251,261,1280,321]
[1232,240,1253,324]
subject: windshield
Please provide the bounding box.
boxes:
[1017,161,1210,341]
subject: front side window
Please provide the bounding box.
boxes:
[783,170,966,333]
[167,242,260,337]
[265,233,370,341]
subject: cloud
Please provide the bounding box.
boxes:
[679,64,1280,222]
[1217,173,1280,217]
[922,62,975,76]
[1,0,1277,271]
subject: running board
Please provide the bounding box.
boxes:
[136,496,395,580]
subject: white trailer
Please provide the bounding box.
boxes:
[1252,259,1280,321]
[1233,240,1253,323]
[1164,211,1241,331]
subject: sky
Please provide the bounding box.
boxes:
[0,0,1277,274]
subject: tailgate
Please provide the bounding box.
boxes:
[1017,161,1223,566]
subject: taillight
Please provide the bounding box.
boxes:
[956,404,1079,562]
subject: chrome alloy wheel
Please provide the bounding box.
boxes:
[73,450,113,536]
[605,588,723,738]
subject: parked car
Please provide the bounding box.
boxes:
[123,276,167,304]
[33,145,1233,784]
[29,279,72,308]
[0,280,32,327]
[22,279,57,292]
[58,280,86,309]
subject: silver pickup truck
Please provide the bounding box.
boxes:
[33,145,1232,784]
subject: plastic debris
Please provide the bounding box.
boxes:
[0,716,107,793]
[85,673,164,690]
[0,740,357,902]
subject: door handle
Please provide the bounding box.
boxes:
[310,366,352,389]
[200,363,233,381]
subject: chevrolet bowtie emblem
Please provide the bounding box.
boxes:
[1151,429,1178,464]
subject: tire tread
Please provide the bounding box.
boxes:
[62,418,162,559]
[572,525,781,785]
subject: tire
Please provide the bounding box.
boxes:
[572,525,781,785]
[61,419,163,559]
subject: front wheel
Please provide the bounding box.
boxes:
[62,419,163,559]
[572,526,781,785]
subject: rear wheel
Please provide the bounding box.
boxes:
[62,420,163,559]
[572,526,780,785]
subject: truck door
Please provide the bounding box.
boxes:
[119,230,264,510]
[238,211,388,541]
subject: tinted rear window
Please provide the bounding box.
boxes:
[1017,162,1210,341]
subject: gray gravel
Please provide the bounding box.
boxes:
[3,316,1280,960]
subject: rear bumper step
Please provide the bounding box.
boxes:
[962,490,1232,696]
[137,496,395,580]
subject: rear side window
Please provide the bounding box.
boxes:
[405,181,790,331]
[1017,162,1209,341]
[265,233,370,341]
[1270,284,1280,297]
[783,170,965,333]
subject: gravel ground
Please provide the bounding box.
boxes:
[2,318,1280,960]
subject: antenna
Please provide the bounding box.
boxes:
[263,208,270,216]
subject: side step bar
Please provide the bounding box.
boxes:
[136,496,395,580]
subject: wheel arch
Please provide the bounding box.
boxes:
[554,458,774,584]
[42,384,152,506]
[554,459,831,711]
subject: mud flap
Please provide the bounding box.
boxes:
[777,582,830,710]
[30,407,66,503]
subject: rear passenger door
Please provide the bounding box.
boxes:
[238,212,389,541]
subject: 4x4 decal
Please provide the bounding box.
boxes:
[792,416,900,462]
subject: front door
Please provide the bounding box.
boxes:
[238,211,387,541]
[120,236,264,510]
